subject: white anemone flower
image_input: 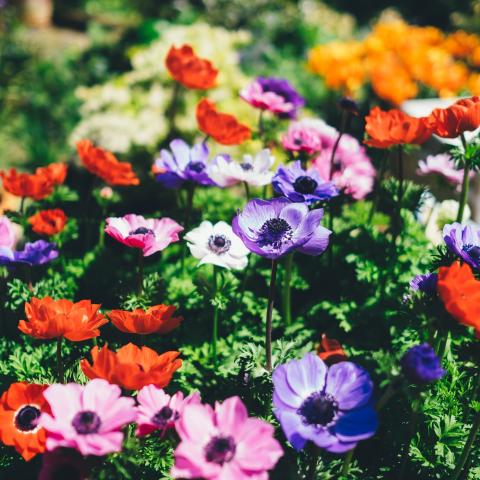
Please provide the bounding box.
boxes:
[185,221,249,270]
[209,149,275,187]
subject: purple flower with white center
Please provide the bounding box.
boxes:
[400,344,445,385]
[153,139,217,189]
[272,161,338,204]
[443,222,480,269]
[273,353,378,453]
[409,273,438,296]
[232,198,331,259]
[0,240,58,267]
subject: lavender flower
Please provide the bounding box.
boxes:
[443,222,480,269]
[0,240,58,267]
[272,161,338,204]
[409,273,438,296]
[232,198,331,259]
[273,353,378,452]
[401,344,445,384]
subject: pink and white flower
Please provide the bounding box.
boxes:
[282,118,337,154]
[105,214,183,257]
[0,215,17,250]
[171,396,283,480]
[39,379,136,457]
[240,81,294,115]
[417,153,472,187]
[136,385,201,437]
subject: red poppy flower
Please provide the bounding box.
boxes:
[438,261,480,333]
[317,334,348,365]
[80,343,182,390]
[18,297,107,341]
[76,139,140,186]
[428,96,480,138]
[165,44,218,90]
[28,209,68,236]
[36,162,68,186]
[108,304,183,335]
[0,169,54,200]
[0,382,49,461]
[196,98,252,145]
[364,106,432,148]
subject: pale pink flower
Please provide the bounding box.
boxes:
[0,215,18,250]
[40,379,136,457]
[105,213,183,257]
[281,118,337,154]
[417,153,472,187]
[99,186,114,199]
[240,81,293,115]
[171,396,283,480]
[136,385,201,437]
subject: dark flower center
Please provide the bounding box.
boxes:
[240,162,253,171]
[298,392,338,427]
[15,405,41,432]
[72,410,101,435]
[293,175,318,194]
[187,161,205,173]
[258,218,293,249]
[151,406,176,426]
[204,435,236,465]
[130,227,154,236]
[462,244,480,264]
[293,137,303,146]
[208,234,231,254]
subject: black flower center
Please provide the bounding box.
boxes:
[462,244,480,264]
[240,162,253,171]
[298,392,338,427]
[187,161,205,173]
[130,227,154,236]
[151,406,176,426]
[205,435,236,465]
[293,175,318,194]
[293,137,303,146]
[15,405,41,432]
[258,218,293,249]
[208,234,231,254]
[72,410,101,435]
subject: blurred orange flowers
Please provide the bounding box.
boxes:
[18,297,107,341]
[196,98,251,145]
[438,261,480,334]
[317,334,347,365]
[166,44,218,90]
[36,162,68,186]
[76,139,139,186]
[365,107,432,148]
[0,382,49,461]
[80,343,182,390]
[108,304,183,335]
[28,209,68,236]
[0,169,54,201]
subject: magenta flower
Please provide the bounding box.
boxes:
[39,379,136,456]
[417,153,472,187]
[136,385,201,437]
[282,118,337,154]
[105,214,183,257]
[171,396,283,480]
[0,215,17,250]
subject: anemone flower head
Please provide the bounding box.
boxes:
[185,221,249,270]
[105,214,183,257]
[7,240,59,267]
[0,215,18,250]
[273,161,338,204]
[153,139,217,189]
[272,353,378,452]
[443,222,480,269]
[39,379,136,456]
[417,153,471,187]
[171,396,283,479]
[400,343,445,385]
[409,273,438,296]
[208,149,275,187]
[136,385,201,437]
[232,198,331,259]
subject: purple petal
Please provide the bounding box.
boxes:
[334,406,378,442]
[297,225,331,255]
[285,353,327,398]
[272,364,304,409]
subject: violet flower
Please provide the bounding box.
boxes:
[443,222,480,269]
[409,273,438,296]
[272,161,338,204]
[401,343,445,385]
[273,353,378,452]
[0,240,58,267]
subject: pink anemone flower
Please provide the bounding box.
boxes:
[240,81,293,115]
[171,396,283,480]
[39,379,136,456]
[417,153,473,188]
[105,214,183,257]
[136,385,201,437]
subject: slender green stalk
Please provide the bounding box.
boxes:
[243,181,250,201]
[368,150,389,225]
[376,377,401,411]
[56,337,65,383]
[341,448,355,476]
[392,145,404,247]
[212,265,219,367]
[137,250,144,295]
[329,111,349,181]
[258,110,265,143]
[282,253,294,326]
[457,135,470,223]
[307,445,319,480]
[181,184,195,275]
[19,196,25,215]
[265,259,278,372]
[166,82,181,137]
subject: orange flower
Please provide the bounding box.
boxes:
[80,343,182,390]
[28,209,68,236]
[438,261,480,333]
[364,106,432,148]
[317,334,348,365]
[165,44,218,90]
[196,98,251,145]
[76,139,140,186]
[18,297,107,341]
[108,304,183,335]
[0,169,54,200]
[0,382,49,461]
[428,96,480,138]
[36,162,68,186]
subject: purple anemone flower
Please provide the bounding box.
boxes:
[13,240,58,266]
[401,343,445,385]
[153,139,217,189]
[232,198,331,259]
[443,222,480,269]
[273,353,378,453]
[272,161,338,204]
[409,273,438,296]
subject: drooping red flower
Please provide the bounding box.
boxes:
[317,334,348,365]
[196,98,252,145]
[28,209,68,236]
[0,169,54,200]
[165,45,218,90]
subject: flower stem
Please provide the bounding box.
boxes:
[56,337,64,383]
[282,253,293,326]
[166,82,181,137]
[307,444,319,480]
[137,250,144,295]
[265,259,278,372]
[457,134,470,223]
[341,448,355,476]
[368,150,389,225]
[329,111,349,181]
[258,110,265,143]
[243,181,250,201]
[181,184,195,275]
[392,145,404,247]
[212,265,219,367]
[19,196,25,215]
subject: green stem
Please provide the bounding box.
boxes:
[392,146,404,248]
[282,253,293,326]
[56,337,64,383]
[329,112,349,181]
[167,82,181,137]
[243,181,250,201]
[19,196,25,215]
[457,135,470,223]
[258,110,265,144]
[368,150,389,225]
[307,445,319,480]
[137,250,144,295]
[265,259,278,372]
[181,184,195,276]
[376,377,401,411]
[341,448,355,476]
[211,266,219,367]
